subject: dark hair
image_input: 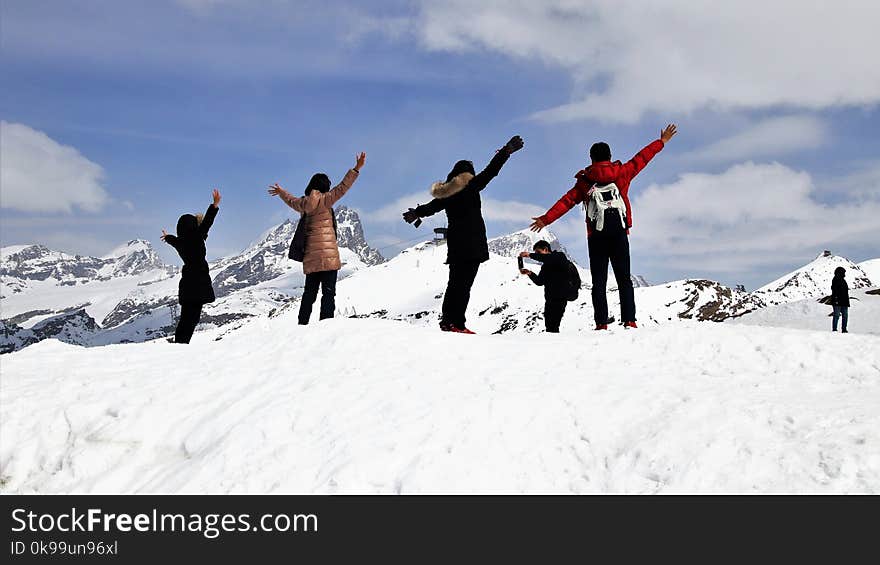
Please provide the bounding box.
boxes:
[305,173,331,196]
[176,213,199,239]
[590,142,611,162]
[834,267,846,277]
[533,240,552,252]
[446,160,475,183]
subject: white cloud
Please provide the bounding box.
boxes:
[361,192,429,224]
[630,162,880,273]
[684,116,826,164]
[826,160,880,201]
[409,1,880,123]
[481,197,544,223]
[1,121,110,213]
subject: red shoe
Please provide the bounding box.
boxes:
[624,321,638,329]
[452,326,476,335]
[594,324,608,331]
[440,323,455,332]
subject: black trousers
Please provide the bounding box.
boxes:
[544,298,568,333]
[441,261,481,328]
[299,270,338,325]
[175,302,203,344]
[588,228,635,325]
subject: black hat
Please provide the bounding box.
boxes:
[305,173,331,195]
[176,214,199,238]
[446,160,475,183]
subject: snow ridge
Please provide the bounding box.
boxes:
[3,317,878,493]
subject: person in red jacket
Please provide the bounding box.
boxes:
[530,124,677,330]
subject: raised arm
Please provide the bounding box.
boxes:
[619,124,676,182]
[421,198,448,216]
[471,136,524,192]
[527,252,550,263]
[161,230,179,250]
[403,196,447,225]
[269,183,305,213]
[323,152,365,208]
[198,189,221,239]
[529,178,589,231]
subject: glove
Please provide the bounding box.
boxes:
[502,135,524,154]
[403,208,422,227]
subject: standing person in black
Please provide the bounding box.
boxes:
[402,136,524,333]
[831,266,850,333]
[519,241,571,333]
[161,189,220,343]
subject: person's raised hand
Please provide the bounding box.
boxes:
[529,217,546,232]
[161,229,169,241]
[519,251,530,258]
[402,209,419,224]
[268,183,285,197]
[660,124,678,143]
[212,188,222,207]
[355,152,366,171]
[520,269,533,276]
[503,135,524,154]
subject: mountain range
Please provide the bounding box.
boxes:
[1,214,876,353]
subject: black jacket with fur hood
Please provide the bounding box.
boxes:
[413,150,511,264]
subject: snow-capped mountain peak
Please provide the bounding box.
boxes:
[487,228,568,258]
[754,251,873,305]
[335,205,385,266]
[102,239,155,259]
[249,219,298,251]
[101,239,165,277]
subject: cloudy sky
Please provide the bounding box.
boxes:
[2,0,879,288]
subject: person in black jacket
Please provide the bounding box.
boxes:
[519,241,570,333]
[161,189,221,343]
[402,136,524,333]
[831,266,850,333]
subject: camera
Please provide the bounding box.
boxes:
[517,256,524,270]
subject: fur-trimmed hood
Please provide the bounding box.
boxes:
[430,172,474,199]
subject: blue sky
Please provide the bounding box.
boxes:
[2,0,879,289]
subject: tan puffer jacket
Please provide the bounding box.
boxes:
[281,168,359,275]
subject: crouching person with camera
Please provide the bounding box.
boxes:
[519,241,580,333]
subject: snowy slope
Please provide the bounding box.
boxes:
[2,315,878,493]
[859,258,880,285]
[318,239,762,334]
[731,288,880,335]
[754,251,873,305]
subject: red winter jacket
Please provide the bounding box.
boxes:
[539,139,664,237]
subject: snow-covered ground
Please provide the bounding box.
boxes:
[2,313,878,493]
[731,288,880,335]
[860,258,880,285]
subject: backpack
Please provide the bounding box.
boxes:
[585,182,627,232]
[288,207,338,262]
[564,256,581,301]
